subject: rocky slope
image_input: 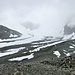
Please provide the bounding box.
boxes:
[0,25,22,39]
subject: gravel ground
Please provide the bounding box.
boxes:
[0,56,75,75]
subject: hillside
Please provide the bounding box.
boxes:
[0,25,22,39]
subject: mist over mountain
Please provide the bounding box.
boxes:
[0,0,75,38]
[21,21,39,30]
[64,24,75,35]
[63,18,75,35]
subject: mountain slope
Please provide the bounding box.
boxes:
[0,25,22,39]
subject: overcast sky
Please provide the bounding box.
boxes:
[0,0,75,37]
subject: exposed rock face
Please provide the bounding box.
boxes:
[0,25,22,39]
[64,24,75,35]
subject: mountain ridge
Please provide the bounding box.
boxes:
[0,25,22,39]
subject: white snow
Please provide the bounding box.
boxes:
[66,53,70,56]
[63,49,70,56]
[0,33,64,49]
[29,41,65,53]
[63,50,67,52]
[63,32,75,40]
[31,45,39,47]
[9,34,14,37]
[9,53,34,61]
[0,47,25,57]
[13,35,18,37]
[0,36,37,48]
[69,46,74,48]
[9,33,18,38]
[53,51,61,57]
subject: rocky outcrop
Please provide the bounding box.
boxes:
[0,25,22,39]
[64,24,75,35]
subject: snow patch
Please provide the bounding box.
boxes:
[29,41,65,53]
[63,49,70,56]
[66,53,70,56]
[53,51,61,57]
[63,32,75,40]
[0,47,25,57]
[69,46,74,48]
[9,53,34,61]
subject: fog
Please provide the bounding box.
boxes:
[0,0,75,38]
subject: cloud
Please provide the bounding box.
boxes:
[21,21,39,30]
[0,0,75,37]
